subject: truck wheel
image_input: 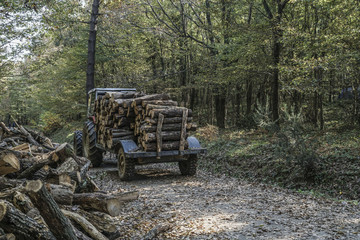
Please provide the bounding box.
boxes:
[73,130,83,157]
[118,148,135,181]
[83,121,103,167]
[179,154,197,176]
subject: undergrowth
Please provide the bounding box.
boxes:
[198,124,360,200]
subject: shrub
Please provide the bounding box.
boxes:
[274,105,319,182]
[40,111,64,134]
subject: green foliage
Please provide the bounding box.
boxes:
[40,111,63,134]
[274,106,319,182]
[254,98,278,132]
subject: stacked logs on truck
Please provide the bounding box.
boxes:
[96,92,197,153]
[94,91,146,149]
[129,94,197,153]
[0,122,139,239]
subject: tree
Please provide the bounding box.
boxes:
[86,0,100,107]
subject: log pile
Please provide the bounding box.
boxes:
[0,122,139,239]
[94,92,145,149]
[96,92,197,153]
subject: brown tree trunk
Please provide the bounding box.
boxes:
[86,0,100,107]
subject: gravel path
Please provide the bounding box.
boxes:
[90,161,360,240]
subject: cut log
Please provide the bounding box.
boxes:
[0,233,15,240]
[49,184,74,205]
[25,180,77,240]
[0,200,56,240]
[179,109,188,151]
[131,94,170,107]
[141,141,189,152]
[13,191,34,214]
[0,177,25,191]
[11,143,30,152]
[0,152,20,176]
[145,104,181,116]
[17,156,50,180]
[74,209,118,235]
[73,191,139,216]
[0,123,10,135]
[141,100,178,107]
[144,116,193,125]
[111,131,134,138]
[61,209,107,240]
[72,226,93,240]
[156,114,164,157]
[149,108,192,118]
[140,123,195,133]
[56,157,79,174]
[50,143,74,163]
[144,131,185,143]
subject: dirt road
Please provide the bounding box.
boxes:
[90,160,360,239]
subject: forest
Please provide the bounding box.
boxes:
[1,1,360,239]
[1,0,360,196]
[1,0,359,130]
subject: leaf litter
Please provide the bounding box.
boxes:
[90,159,360,240]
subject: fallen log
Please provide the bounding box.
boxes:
[0,200,56,240]
[74,209,118,235]
[61,209,108,240]
[73,191,139,216]
[25,180,77,240]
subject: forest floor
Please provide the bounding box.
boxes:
[90,158,360,240]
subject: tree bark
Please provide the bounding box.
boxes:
[0,200,56,240]
[25,180,77,240]
[61,209,107,240]
[86,0,100,107]
[73,191,139,217]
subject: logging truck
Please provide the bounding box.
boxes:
[73,88,206,180]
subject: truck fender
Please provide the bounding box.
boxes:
[186,136,202,149]
[118,140,140,154]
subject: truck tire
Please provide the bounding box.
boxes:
[118,148,135,181]
[179,154,197,176]
[73,130,83,157]
[83,121,103,167]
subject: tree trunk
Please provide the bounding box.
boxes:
[86,0,100,107]
[215,93,226,129]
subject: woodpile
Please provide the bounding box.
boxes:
[95,92,197,153]
[0,122,139,239]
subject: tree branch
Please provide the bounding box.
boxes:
[262,0,273,19]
